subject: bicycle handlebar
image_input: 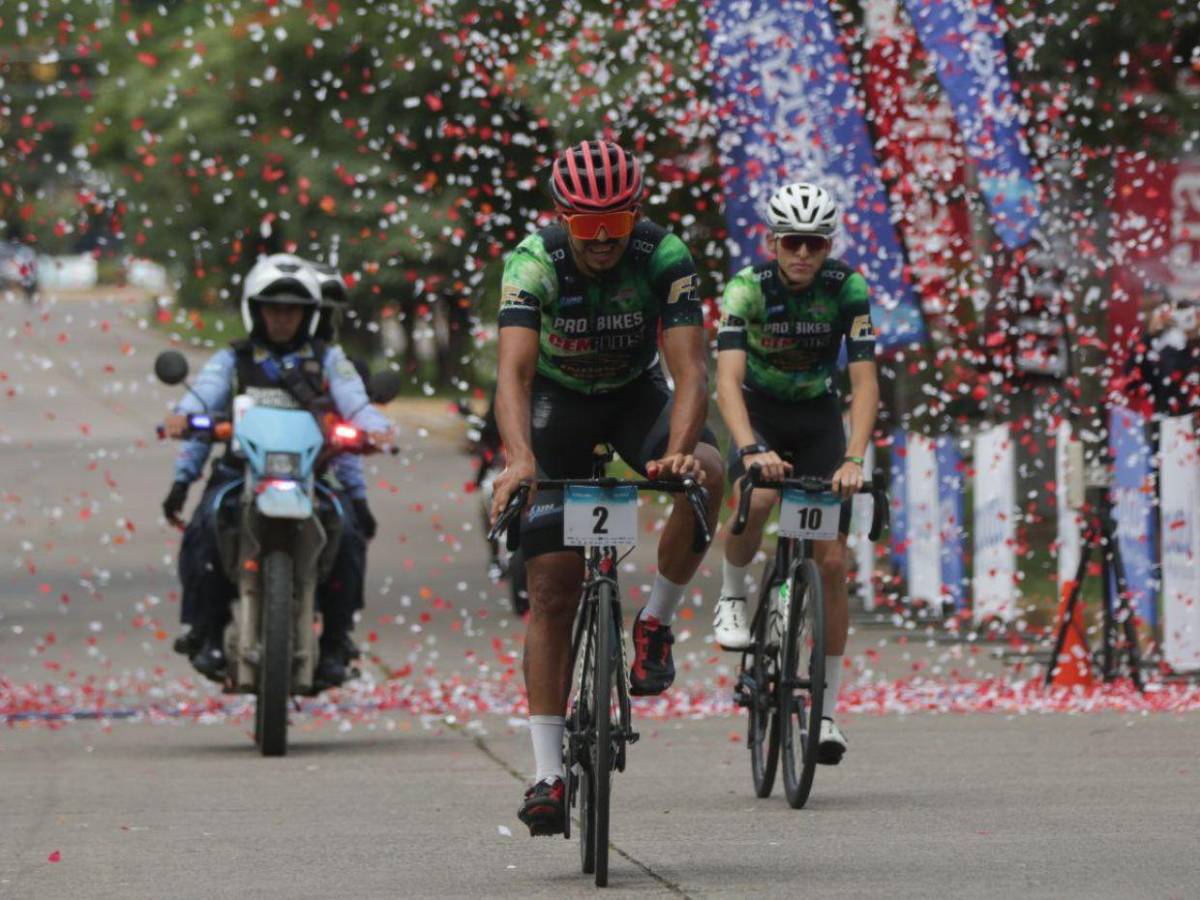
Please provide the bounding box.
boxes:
[732,464,889,542]
[487,476,712,555]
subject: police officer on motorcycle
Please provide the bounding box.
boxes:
[162,254,393,687]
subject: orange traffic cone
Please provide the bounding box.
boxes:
[1049,580,1096,689]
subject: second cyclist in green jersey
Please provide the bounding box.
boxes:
[713,182,880,767]
[717,257,875,401]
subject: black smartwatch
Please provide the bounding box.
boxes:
[737,443,770,461]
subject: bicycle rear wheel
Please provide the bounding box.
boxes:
[748,578,780,798]
[779,559,825,809]
[591,580,616,887]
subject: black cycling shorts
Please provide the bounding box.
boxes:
[520,365,719,558]
[725,387,851,536]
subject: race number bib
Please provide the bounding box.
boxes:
[779,489,840,541]
[563,485,638,548]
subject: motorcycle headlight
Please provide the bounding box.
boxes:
[264,452,301,478]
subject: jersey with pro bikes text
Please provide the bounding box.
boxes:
[716,258,876,401]
[497,221,702,394]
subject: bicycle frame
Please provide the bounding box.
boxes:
[732,465,888,806]
[488,452,712,886]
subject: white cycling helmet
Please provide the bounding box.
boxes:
[765,182,840,237]
[240,253,323,339]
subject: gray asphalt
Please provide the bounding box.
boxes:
[1,289,1198,899]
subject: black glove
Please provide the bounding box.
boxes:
[162,481,189,526]
[352,498,377,541]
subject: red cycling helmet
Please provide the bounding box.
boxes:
[550,140,643,213]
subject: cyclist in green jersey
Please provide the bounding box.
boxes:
[490,140,723,836]
[712,182,879,765]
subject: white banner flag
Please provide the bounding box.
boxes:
[905,434,942,609]
[973,424,1018,622]
[1160,415,1200,672]
[1055,421,1083,589]
[849,441,878,611]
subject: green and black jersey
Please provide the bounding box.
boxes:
[716,259,876,401]
[497,221,702,394]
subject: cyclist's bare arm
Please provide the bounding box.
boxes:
[657,325,709,476]
[832,360,879,497]
[492,327,540,518]
[845,360,878,461]
[716,348,756,450]
[718,347,790,480]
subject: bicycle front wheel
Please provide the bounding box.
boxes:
[748,582,780,798]
[591,580,616,887]
[779,559,825,809]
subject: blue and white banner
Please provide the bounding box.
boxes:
[890,429,909,576]
[973,424,1017,622]
[903,0,1041,249]
[1109,408,1158,627]
[1159,415,1200,672]
[709,0,926,349]
[905,434,942,606]
[936,435,967,612]
[1055,420,1083,589]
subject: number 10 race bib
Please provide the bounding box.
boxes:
[778,489,840,541]
[563,485,638,548]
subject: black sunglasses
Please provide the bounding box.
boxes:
[778,233,830,253]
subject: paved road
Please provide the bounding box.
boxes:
[1,290,1197,899]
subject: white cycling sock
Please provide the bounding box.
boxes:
[642,573,686,625]
[529,715,565,783]
[721,559,750,598]
[823,656,843,719]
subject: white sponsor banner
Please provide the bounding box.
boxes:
[849,440,878,611]
[1160,416,1200,672]
[126,258,170,293]
[1055,421,1083,589]
[973,424,1018,622]
[905,433,942,608]
[36,254,97,290]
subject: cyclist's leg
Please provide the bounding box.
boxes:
[516,377,599,833]
[523,549,585,742]
[613,367,723,592]
[612,368,722,694]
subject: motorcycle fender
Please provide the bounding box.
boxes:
[255,484,313,519]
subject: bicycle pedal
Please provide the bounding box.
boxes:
[627,730,640,745]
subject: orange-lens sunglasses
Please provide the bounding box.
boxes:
[563,210,637,240]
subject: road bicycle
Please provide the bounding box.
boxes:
[490,447,711,886]
[731,465,887,808]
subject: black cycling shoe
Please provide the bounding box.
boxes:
[517,777,566,837]
[334,632,361,663]
[630,611,675,696]
[173,630,203,658]
[190,638,227,683]
[313,652,348,690]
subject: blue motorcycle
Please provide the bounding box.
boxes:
[155,350,397,755]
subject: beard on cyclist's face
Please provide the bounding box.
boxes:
[775,234,830,290]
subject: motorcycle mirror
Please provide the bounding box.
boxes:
[154,350,190,385]
[367,370,403,405]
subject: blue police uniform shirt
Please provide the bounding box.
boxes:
[171,343,392,499]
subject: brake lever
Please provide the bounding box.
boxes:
[683,479,711,553]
